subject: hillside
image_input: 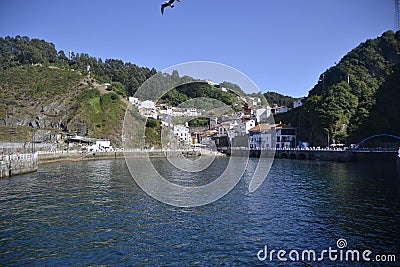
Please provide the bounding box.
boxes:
[0,64,127,145]
[0,36,249,145]
[276,30,400,146]
[263,91,297,107]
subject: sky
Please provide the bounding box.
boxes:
[0,0,395,97]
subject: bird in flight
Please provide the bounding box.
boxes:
[161,0,180,15]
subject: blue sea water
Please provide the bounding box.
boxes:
[0,158,399,266]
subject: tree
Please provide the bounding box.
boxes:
[57,50,68,61]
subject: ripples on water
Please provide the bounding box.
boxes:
[0,158,399,266]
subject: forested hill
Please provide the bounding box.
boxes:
[276,30,400,146]
[0,36,161,144]
[0,36,245,144]
[0,36,157,96]
[263,91,297,107]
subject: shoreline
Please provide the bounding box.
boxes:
[38,150,226,165]
[2,149,396,179]
[38,149,398,165]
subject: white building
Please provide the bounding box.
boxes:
[171,108,185,117]
[205,80,217,86]
[158,114,173,127]
[244,119,256,133]
[252,108,272,123]
[230,119,254,139]
[170,107,201,117]
[139,107,158,119]
[220,115,242,125]
[217,122,235,137]
[89,139,113,151]
[139,100,156,109]
[138,100,157,119]
[128,97,140,107]
[184,108,201,117]
[173,125,191,143]
[248,124,274,150]
[293,98,304,109]
[158,104,173,115]
[248,123,297,150]
[233,119,255,135]
[247,97,261,107]
[273,106,289,114]
[209,117,218,129]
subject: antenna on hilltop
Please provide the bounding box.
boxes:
[395,0,400,31]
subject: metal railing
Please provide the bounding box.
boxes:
[1,152,38,162]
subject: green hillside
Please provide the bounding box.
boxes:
[276,30,400,146]
[0,36,247,146]
[263,91,297,107]
[3,32,398,148]
[0,64,127,145]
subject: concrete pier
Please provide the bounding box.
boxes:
[0,152,38,178]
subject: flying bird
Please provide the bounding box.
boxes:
[161,0,180,15]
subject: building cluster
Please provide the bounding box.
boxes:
[129,96,299,152]
[129,97,201,121]
[270,97,305,115]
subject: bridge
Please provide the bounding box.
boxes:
[355,134,400,149]
[273,147,398,162]
[273,134,400,161]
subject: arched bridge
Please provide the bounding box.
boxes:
[356,134,400,149]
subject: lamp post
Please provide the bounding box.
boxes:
[31,130,35,154]
[327,131,330,148]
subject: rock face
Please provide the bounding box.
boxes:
[6,96,102,139]
[0,65,125,145]
[5,96,78,132]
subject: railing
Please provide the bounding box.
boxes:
[1,152,38,162]
[352,147,398,152]
[233,147,347,152]
[275,147,346,151]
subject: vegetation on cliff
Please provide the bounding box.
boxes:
[0,36,246,145]
[263,91,297,107]
[2,31,399,147]
[276,30,400,146]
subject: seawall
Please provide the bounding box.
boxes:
[251,149,398,162]
[38,149,225,164]
[274,149,352,162]
[38,151,125,163]
[0,153,38,178]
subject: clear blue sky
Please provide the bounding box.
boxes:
[0,0,394,97]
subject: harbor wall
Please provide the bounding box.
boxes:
[38,151,125,163]
[38,149,224,164]
[271,149,397,162]
[0,153,38,178]
[274,149,352,162]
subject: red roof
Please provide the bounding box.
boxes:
[249,123,295,131]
